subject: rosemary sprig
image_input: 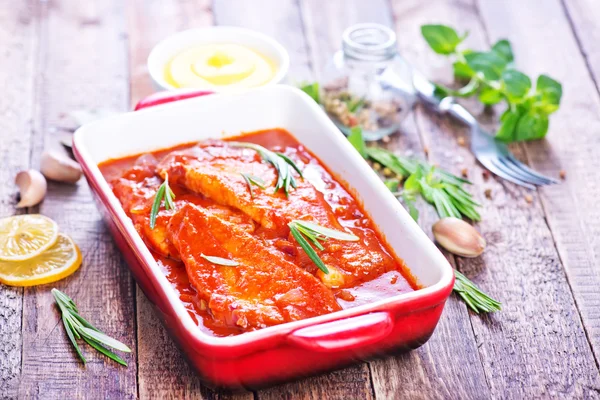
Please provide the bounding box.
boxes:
[200,254,239,266]
[347,128,480,221]
[230,142,303,196]
[150,173,176,229]
[453,270,501,313]
[52,288,131,366]
[288,220,359,274]
[240,172,266,199]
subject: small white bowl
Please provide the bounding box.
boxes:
[147,26,290,92]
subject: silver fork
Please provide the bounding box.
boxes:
[381,68,558,189]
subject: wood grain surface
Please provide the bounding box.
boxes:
[2,0,600,399]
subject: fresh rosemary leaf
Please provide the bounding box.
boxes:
[240,172,266,199]
[149,174,176,230]
[230,142,303,197]
[288,220,359,274]
[200,254,239,266]
[82,337,127,367]
[78,326,131,353]
[291,220,359,242]
[52,288,130,366]
[453,270,501,313]
[289,223,329,274]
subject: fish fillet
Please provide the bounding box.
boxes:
[168,203,341,331]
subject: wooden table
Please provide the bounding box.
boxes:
[2,0,600,398]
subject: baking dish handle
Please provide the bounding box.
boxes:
[287,312,394,352]
[134,89,214,111]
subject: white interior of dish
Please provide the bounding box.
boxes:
[74,85,453,345]
[147,26,290,91]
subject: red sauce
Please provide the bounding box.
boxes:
[99,129,419,336]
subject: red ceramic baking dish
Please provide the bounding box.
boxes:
[73,85,454,389]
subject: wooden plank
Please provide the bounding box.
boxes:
[127,1,252,399]
[128,0,213,106]
[561,0,600,93]
[16,1,138,398]
[390,0,600,397]
[495,0,600,367]
[0,1,39,398]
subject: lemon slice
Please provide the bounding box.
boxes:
[0,214,59,261]
[0,233,82,286]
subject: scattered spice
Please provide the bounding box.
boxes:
[382,167,393,177]
[423,145,429,156]
[373,162,382,171]
[382,135,391,143]
[559,169,566,179]
[390,276,398,284]
[482,170,490,181]
[457,136,466,147]
[484,188,492,199]
[461,167,468,178]
[524,194,533,204]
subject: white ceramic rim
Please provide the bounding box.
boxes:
[147,26,290,91]
[73,85,454,347]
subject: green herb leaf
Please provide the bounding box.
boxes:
[491,39,514,63]
[401,193,419,222]
[536,74,562,107]
[421,25,465,55]
[495,109,521,142]
[52,288,130,366]
[514,109,549,141]
[464,51,507,80]
[150,174,176,230]
[200,254,239,266]
[453,270,501,313]
[478,86,504,105]
[300,81,320,104]
[240,172,266,199]
[453,60,474,79]
[502,69,532,101]
[288,220,359,273]
[230,142,303,197]
[348,126,368,158]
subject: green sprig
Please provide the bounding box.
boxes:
[453,270,501,313]
[52,288,131,366]
[288,220,359,274]
[240,172,266,199]
[348,127,480,222]
[230,142,303,197]
[421,24,562,142]
[149,173,176,229]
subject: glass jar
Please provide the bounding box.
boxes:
[322,23,415,141]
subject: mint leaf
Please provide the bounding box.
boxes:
[495,109,521,142]
[491,39,514,63]
[453,60,474,79]
[465,51,508,80]
[402,193,419,222]
[479,86,503,105]
[514,110,549,141]
[536,74,562,107]
[299,82,320,104]
[347,126,367,158]
[502,69,531,101]
[421,25,465,55]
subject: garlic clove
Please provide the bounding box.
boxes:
[432,217,486,258]
[40,150,82,184]
[15,170,47,208]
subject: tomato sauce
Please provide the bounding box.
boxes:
[99,129,419,336]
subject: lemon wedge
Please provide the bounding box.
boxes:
[0,233,82,286]
[0,214,59,261]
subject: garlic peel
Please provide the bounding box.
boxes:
[432,217,486,258]
[15,170,47,208]
[40,151,82,184]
